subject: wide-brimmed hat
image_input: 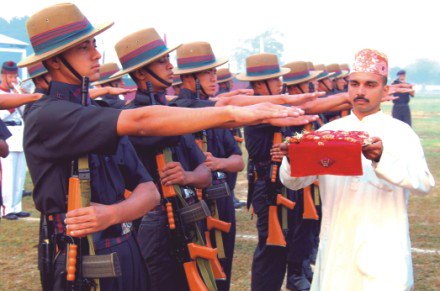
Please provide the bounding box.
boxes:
[18,3,113,68]
[327,63,349,79]
[92,62,122,86]
[173,42,228,75]
[340,63,350,75]
[217,68,235,84]
[282,61,322,86]
[315,64,336,81]
[22,62,48,82]
[111,28,181,79]
[172,74,182,86]
[236,53,290,82]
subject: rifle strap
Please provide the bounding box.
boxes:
[162,148,217,291]
[281,187,288,231]
[313,184,321,206]
[78,156,100,291]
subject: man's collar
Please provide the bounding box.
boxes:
[48,81,87,105]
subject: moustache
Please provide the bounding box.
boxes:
[354,96,370,103]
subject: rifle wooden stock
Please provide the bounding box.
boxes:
[303,186,319,220]
[266,205,286,247]
[187,243,217,261]
[66,244,78,282]
[166,202,176,230]
[156,153,177,198]
[203,231,226,280]
[276,194,295,210]
[183,261,208,291]
[207,216,231,233]
[66,176,81,283]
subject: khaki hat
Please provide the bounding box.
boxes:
[172,74,182,86]
[92,63,122,86]
[111,28,181,79]
[340,63,350,76]
[236,53,290,82]
[18,3,113,67]
[217,68,235,84]
[282,61,322,86]
[173,42,227,75]
[326,63,349,79]
[315,64,336,81]
[22,62,48,82]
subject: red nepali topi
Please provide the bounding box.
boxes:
[288,130,370,177]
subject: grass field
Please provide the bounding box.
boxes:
[0,95,439,290]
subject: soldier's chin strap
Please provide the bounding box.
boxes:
[144,66,172,87]
[58,54,83,83]
[319,79,331,92]
[193,74,209,100]
[264,80,273,95]
[296,85,305,94]
[41,75,50,86]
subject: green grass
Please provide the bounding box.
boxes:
[1,95,439,290]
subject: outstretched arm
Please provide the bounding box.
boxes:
[116,103,314,136]
[0,93,42,109]
[215,92,324,107]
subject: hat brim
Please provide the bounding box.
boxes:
[173,58,228,75]
[284,70,322,86]
[18,21,114,68]
[217,73,236,84]
[335,70,349,79]
[236,67,290,82]
[91,74,123,86]
[110,44,182,80]
[22,71,48,82]
[316,71,336,81]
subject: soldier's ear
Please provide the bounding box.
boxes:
[45,57,61,70]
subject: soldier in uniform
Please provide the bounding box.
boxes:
[111,27,213,290]
[391,70,415,126]
[19,4,297,290]
[216,67,246,209]
[0,61,30,220]
[236,53,318,291]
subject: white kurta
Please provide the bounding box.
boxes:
[280,111,434,291]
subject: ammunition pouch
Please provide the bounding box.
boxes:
[205,171,230,201]
[178,201,211,225]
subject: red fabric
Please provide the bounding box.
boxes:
[289,130,367,177]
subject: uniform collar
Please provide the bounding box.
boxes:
[179,88,197,100]
[134,89,167,106]
[48,81,90,105]
[34,87,48,95]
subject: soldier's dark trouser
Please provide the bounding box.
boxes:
[286,189,317,279]
[137,209,190,291]
[251,180,294,291]
[50,232,149,291]
[208,193,236,291]
[392,104,412,126]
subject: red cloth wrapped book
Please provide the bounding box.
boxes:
[288,130,370,177]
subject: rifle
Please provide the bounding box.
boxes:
[39,214,54,291]
[65,77,121,290]
[302,122,320,220]
[267,130,295,247]
[156,149,219,290]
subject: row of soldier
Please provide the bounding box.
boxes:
[0,3,416,291]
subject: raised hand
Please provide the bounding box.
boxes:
[283,92,326,106]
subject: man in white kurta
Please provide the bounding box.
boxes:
[279,49,435,291]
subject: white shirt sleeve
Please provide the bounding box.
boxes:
[372,127,435,196]
[280,156,317,190]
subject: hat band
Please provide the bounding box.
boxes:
[99,69,120,81]
[317,70,330,79]
[31,17,94,55]
[177,54,216,69]
[217,73,232,81]
[1,68,18,74]
[28,63,47,78]
[283,70,310,82]
[247,64,280,77]
[120,39,168,70]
